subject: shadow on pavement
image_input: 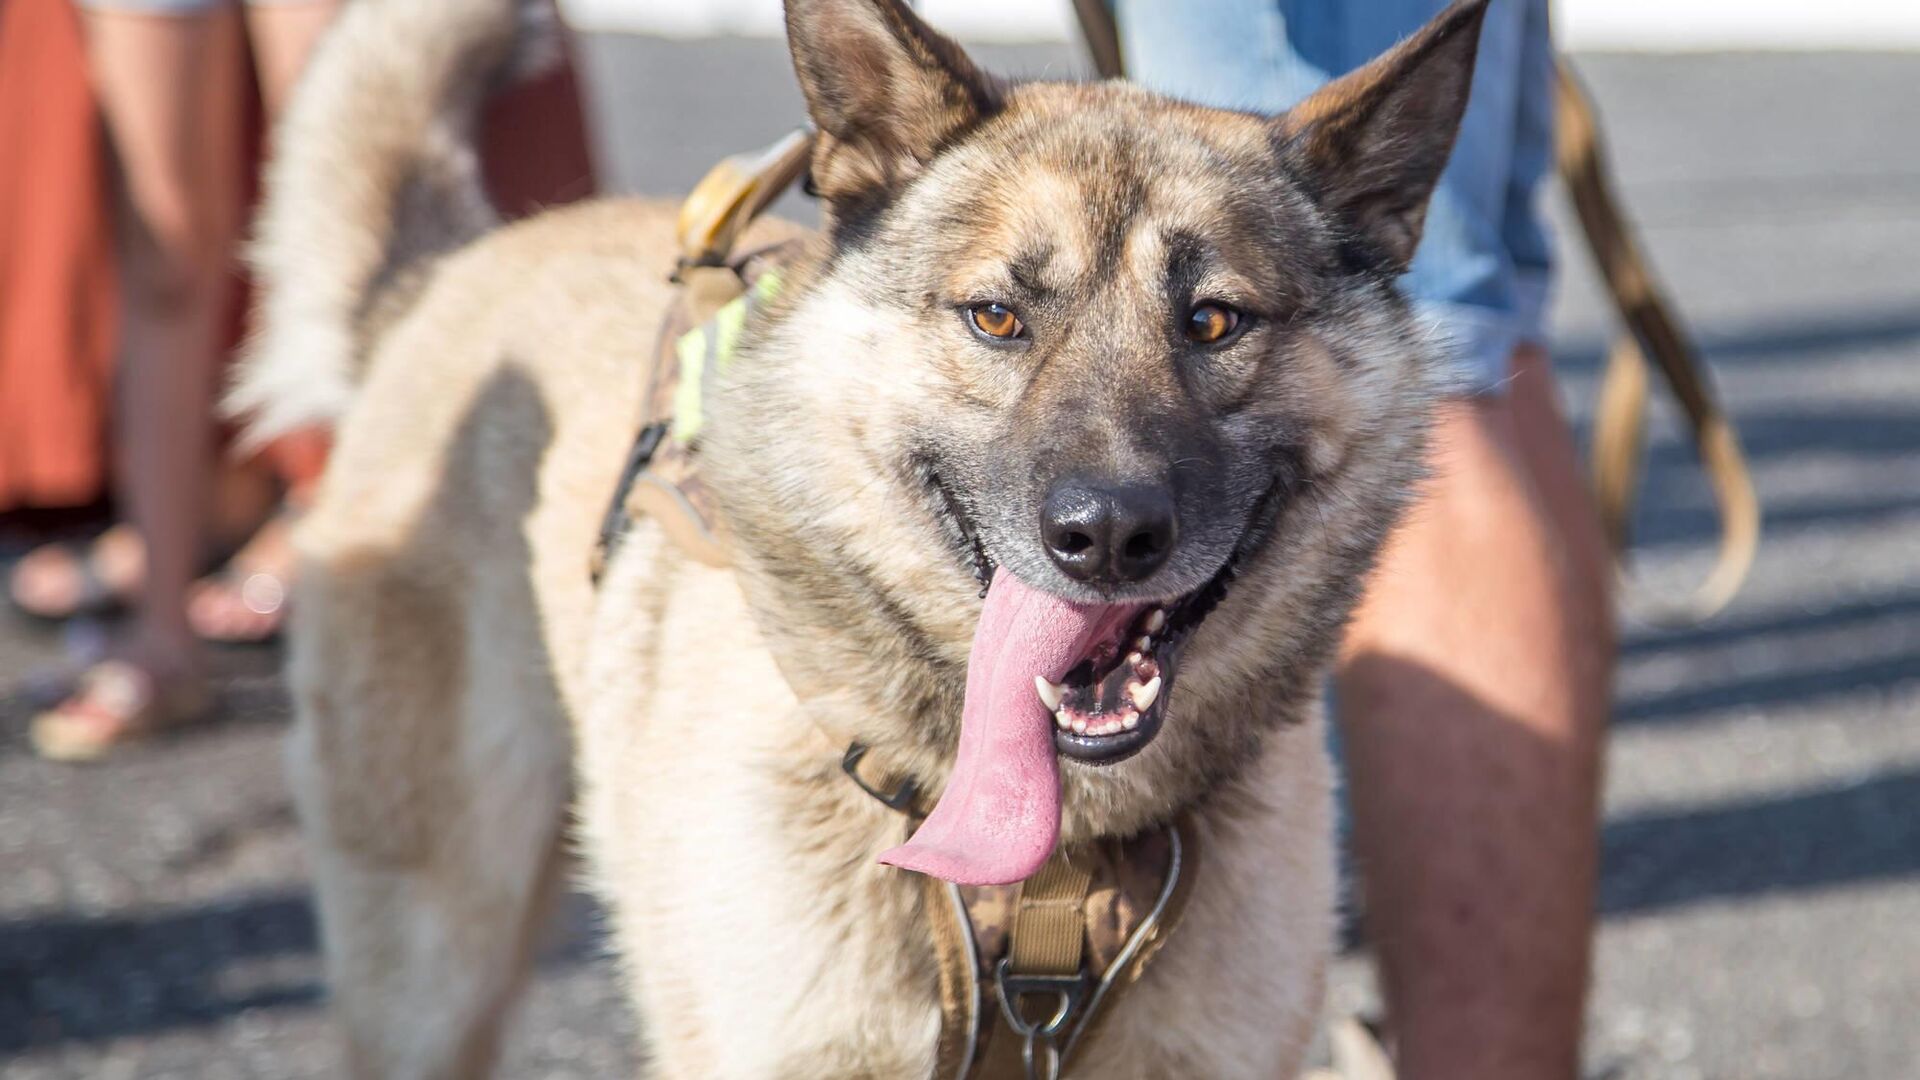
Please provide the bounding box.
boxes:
[0,890,319,1053]
[1616,653,1920,726]
[0,887,608,1052]
[1600,767,1920,918]
[1622,589,1920,659]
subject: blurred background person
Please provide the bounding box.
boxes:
[15,0,340,761]
[9,0,596,759]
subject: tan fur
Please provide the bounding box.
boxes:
[242,0,1488,1075]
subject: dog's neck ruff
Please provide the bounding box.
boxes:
[844,743,1198,1080]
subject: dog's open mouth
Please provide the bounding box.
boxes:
[1040,571,1228,763]
[1042,604,1170,760]
[926,467,1258,768]
[879,470,1271,887]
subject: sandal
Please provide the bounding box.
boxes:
[7,531,141,624]
[187,565,289,645]
[29,659,212,762]
[187,508,298,646]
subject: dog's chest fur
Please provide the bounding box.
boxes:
[573,518,1336,1078]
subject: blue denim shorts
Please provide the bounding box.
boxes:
[1114,0,1555,396]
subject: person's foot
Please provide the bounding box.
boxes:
[7,526,145,622]
[29,656,211,762]
[186,509,296,644]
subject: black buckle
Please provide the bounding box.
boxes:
[840,742,920,814]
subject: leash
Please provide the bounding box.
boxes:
[1551,65,1759,623]
[1067,3,1757,623]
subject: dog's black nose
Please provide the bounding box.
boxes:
[1041,481,1177,585]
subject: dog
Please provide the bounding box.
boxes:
[232,0,1488,1075]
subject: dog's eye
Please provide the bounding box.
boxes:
[1184,303,1242,344]
[968,302,1025,341]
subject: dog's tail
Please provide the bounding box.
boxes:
[228,0,561,442]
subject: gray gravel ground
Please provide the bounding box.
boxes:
[3,37,1917,1079]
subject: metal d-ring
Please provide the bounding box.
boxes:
[995,959,1085,1080]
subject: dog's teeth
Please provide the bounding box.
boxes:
[1129,676,1162,712]
[1056,709,1073,730]
[1122,711,1140,730]
[1034,676,1065,711]
[1071,717,1088,734]
[1145,609,1167,634]
[1134,636,1152,652]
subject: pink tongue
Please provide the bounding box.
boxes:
[878,570,1134,885]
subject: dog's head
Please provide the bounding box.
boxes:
[710,0,1487,879]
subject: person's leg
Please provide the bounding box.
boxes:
[1336,392,1611,1080]
[95,1,244,661]
[37,3,243,748]
[180,0,341,645]
[1331,1,1613,1067]
[243,0,340,118]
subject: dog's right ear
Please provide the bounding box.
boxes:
[784,0,999,202]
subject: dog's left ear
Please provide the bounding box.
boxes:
[784,0,999,203]
[1274,0,1489,273]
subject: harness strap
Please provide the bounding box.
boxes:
[1008,858,1094,977]
[981,856,1095,1080]
[674,127,813,275]
[926,876,989,1080]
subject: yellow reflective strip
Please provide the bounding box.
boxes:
[753,267,783,302]
[671,327,707,444]
[712,298,748,374]
[667,270,783,445]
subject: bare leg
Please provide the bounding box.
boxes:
[85,8,244,681]
[182,0,342,646]
[1336,345,1613,1080]
[244,0,342,118]
[31,8,244,757]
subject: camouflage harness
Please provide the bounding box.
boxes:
[591,131,1196,1080]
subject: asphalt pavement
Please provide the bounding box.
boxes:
[2,37,1917,1080]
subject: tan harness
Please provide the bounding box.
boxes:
[592,130,1197,1080]
[843,745,1199,1080]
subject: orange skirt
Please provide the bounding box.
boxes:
[0,0,117,510]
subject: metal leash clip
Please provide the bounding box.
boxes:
[994,959,1086,1080]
